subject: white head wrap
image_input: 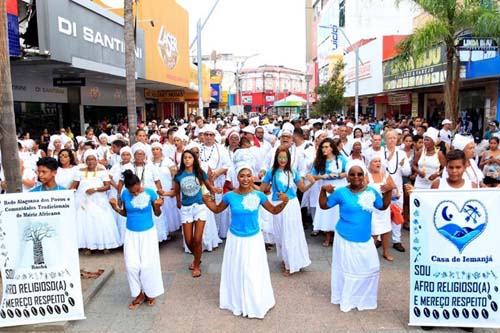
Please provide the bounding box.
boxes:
[151,142,163,150]
[149,134,161,142]
[99,133,109,141]
[131,142,147,155]
[452,134,474,151]
[279,122,295,137]
[346,159,368,176]
[423,127,439,143]
[314,130,326,140]
[83,149,97,162]
[185,142,201,151]
[233,149,256,176]
[120,146,132,156]
[242,126,256,135]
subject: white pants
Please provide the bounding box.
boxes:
[124,227,164,298]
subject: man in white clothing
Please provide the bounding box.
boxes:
[439,119,453,146]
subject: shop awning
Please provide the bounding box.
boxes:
[274,94,306,107]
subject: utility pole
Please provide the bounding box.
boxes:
[124,0,137,144]
[0,2,21,193]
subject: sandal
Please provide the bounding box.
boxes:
[128,293,145,310]
[282,270,291,277]
[145,296,156,306]
[192,268,201,278]
[322,240,331,247]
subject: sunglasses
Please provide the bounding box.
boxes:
[348,172,364,177]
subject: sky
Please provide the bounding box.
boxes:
[176,0,306,71]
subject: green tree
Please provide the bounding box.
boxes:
[395,0,500,125]
[314,61,345,115]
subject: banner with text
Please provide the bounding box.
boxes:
[0,191,84,327]
[410,189,500,328]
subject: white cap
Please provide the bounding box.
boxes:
[346,123,354,128]
[200,124,217,134]
[441,119,452,125]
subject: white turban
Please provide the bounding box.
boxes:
[423,127,439,143]
[99,133,109,141]
[452,134,474,151]
[83,149,97,162]
[149,134,161,142]
[151,142,163,150]
[346,159,367,175]
[120,146,132,156]
[185,142,201,151]
[173,130,187,142]
[131,142,146,155]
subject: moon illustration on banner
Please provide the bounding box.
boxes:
[441,206,453,221]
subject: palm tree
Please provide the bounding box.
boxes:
[395,0,500,125]
[124,0,137,144]
[0,2,22,193]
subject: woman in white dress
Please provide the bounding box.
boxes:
[151,142,180,234]
[452,134,484,187]
[412,128,446,189]
[319,160,392,312]
[310,138,348,247]
[261,147,315,276]
[203,163,289,319]
[55,149,78,189]
[72,149,121,254]
[366,155,396,261]
[109,146,134,243]
[126,143,168,242]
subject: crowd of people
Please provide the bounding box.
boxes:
[11,113,500,318]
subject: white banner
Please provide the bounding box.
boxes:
[410,189,500,328]
[0,191,84,327]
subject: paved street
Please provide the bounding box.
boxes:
[4,228,500,333]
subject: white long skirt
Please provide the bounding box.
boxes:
[371,207,391,235]
[76,194,122,250]
[313,179,346,232]
[154,213,168,242]
[258,194,275,244]
[124,227,164,298]
[183,210,222,253]
[272,197,311,273]
[220,231,275,319]
[331,233,380,312]
[164,197,181,233]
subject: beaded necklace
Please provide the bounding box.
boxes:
[200,144,220,167]
[134,163,146,185]
[384,148,399,175]
[84,168,97,178]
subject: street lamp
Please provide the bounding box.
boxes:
[190,0,223,117]
[318,25,361,122]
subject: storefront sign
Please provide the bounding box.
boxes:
[82,83,145,106]
[144,89,184,103]
[388,93,410,105]
[0,191,84,328]
[140,1,189,87]
[53,78,86,87]
[409,189,500,329]
[457,38,498,51]
[36,0,145,77]
[265,95,275,102]
[210,84,220,103]
[7,0,21,57]
[242,95,252,104]
[12,76,68,103]
[346,61,372,83]
[383,46,447,91]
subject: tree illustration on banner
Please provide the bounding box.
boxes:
[23,222,56,269]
